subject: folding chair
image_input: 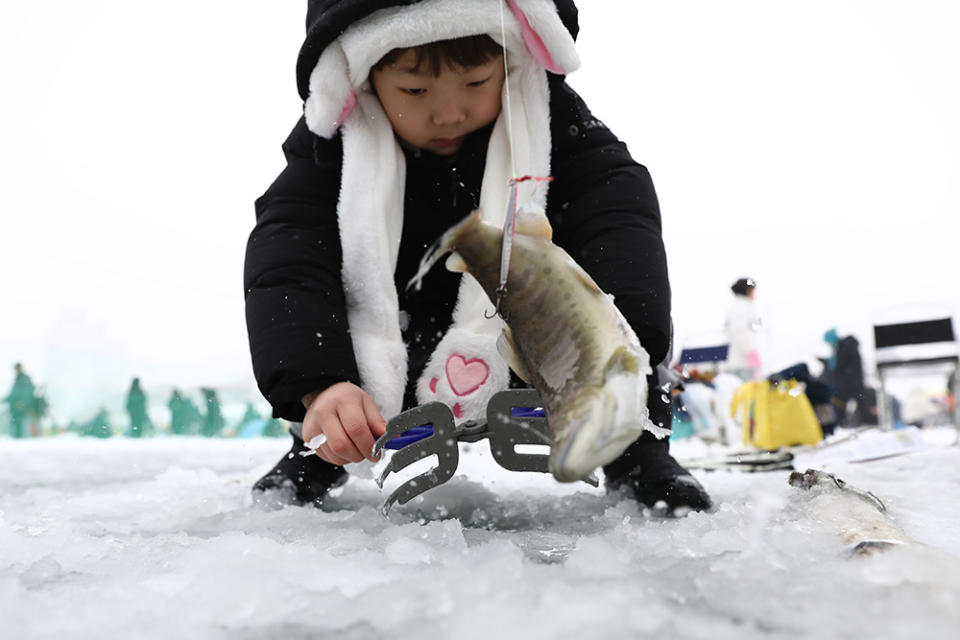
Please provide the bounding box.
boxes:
[676,344,729,372]
[873,317,959,431]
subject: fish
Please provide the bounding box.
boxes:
[789,469,917,556]
[409,207,670,482]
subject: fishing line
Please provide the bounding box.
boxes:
[498,0,518,180]
[491,0,553,319]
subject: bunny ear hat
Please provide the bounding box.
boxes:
[301,0,579,421]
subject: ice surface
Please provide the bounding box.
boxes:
[1,432,959,639]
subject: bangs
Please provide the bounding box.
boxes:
[375,35,503,76]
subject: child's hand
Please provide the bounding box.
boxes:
[301,382,387,465]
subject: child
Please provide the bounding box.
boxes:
[245,0,711,514]
[723,277,763,382]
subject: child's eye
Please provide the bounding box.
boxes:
[467,77,491,87]
[401,88,426,96]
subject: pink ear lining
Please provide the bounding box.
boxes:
[335,89,357,129]
[507,0,565,74]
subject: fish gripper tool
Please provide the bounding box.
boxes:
[371,389,598,515]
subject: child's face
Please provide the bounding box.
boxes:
[371,50,505,156]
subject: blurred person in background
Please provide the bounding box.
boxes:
[5,363,36,438]
[80,408,112,438]
[819,328,866,427]
[168,389,201,435]
[200,388,225,437]
[722,278,763,382]
[125,377,153,438]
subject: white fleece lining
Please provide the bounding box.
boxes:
[337,90,408,418]
[303,0,580,420]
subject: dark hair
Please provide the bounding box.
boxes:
[373,35,503,77]
[731,277,756,296]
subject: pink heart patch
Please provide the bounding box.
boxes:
[445,354,489,397]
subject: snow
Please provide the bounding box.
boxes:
[2,431,959,639]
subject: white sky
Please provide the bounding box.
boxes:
[2,1,959,418]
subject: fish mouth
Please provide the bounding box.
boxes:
[548,391,646,483]
[550,440,592,483]
[551,426,640,483]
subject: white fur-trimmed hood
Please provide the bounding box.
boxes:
[303,0,579,139]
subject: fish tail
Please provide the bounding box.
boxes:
[406,209,485,291]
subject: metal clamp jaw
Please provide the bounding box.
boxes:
[372,389,598,515]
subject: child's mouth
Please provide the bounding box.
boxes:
[431,136,464,147]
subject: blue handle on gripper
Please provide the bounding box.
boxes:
[385,424,434,450]
[510,407,546,418]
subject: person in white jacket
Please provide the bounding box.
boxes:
[723,277,763,381]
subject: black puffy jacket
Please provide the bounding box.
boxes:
[244,0,670,420]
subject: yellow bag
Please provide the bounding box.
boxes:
[730,380,823,449]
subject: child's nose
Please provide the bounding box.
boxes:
[432,99,466,126]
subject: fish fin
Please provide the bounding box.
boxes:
[609,301,653,377]
[444,252,469,273]
[538,332,581,390]
[496,327,532,384]
[566,258,605,295]
[407,209,484,290]
[515,202,553,240]
[604,346,641,378]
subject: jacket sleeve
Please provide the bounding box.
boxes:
[545,76,672,366]
[244,118,360,420]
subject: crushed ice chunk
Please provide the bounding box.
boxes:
[299,433,328,456]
